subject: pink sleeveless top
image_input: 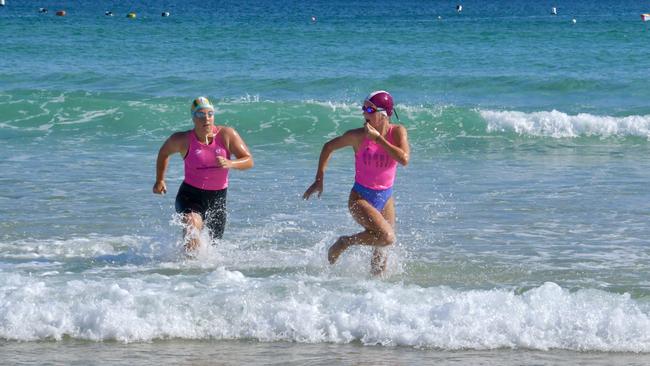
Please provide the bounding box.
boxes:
[354,125,398,190]
[184,127,230,190]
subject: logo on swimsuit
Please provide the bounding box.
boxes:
[362,150,391,168]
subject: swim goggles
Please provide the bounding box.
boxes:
[193,110,215,118]
[361,106,385,114]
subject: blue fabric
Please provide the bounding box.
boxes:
[352,182,393,211]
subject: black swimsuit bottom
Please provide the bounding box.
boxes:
[175,181,227,239]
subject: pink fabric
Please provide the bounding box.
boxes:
[184,127,230,190]
[354,125,398,190]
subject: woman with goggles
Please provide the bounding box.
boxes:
[303,90,410,275]
[153,96,254,253]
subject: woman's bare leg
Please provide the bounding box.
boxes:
[371,198,395,275]
[182,212,204,252]
[328,191,395,268]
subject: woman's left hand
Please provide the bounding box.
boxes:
[216,156,232,168]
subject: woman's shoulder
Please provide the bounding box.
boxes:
[216,125,234,132]
[390,123,408,135]
[163,130,191,152]
[170,130,192,141]
[216,125,238,138]
[344,127,366,136]
[341,127,366,143]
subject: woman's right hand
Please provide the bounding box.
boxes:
[153,180,167,195]
[364,122,381,141]
[302,179,323,200]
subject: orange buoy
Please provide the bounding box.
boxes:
[55,10,66,16]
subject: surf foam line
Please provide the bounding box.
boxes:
[1,274,650,352]
[481,110,650,139]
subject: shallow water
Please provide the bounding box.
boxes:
[2,0,650,357]
[6,340,650,366]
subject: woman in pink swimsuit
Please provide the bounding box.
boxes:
[153,97,254,252]
[303,91,410,275]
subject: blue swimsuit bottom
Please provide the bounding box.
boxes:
[352,182,393,211]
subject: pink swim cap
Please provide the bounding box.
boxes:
[366,90,394,117]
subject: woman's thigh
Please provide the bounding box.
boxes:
[348,190,393,234]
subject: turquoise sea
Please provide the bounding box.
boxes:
[2,0,650,364]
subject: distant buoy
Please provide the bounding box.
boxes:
[127,12,136,19]
[55,10,66,16]
[39,7,48,13]
[551,7,557,15]
[572,18,577,24]
[311,15,316,22]
[456,4,462,13]
[162,11,170,17]
[105,11,113,16]
[0,0,5,7]
[642,13,650,22]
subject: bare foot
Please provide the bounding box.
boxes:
[183,247,198,259]
[183,231,202,255]
[184,238,200,251]
[370,248,387,276]
[328,236,350,264]
[183,240,200,259]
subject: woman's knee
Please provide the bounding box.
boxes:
[376,228,395,246]
[183,212,203,229]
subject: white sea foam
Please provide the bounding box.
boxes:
[55,108,119,125]
[481,110,650,138]
[125,101,174,113]
[1,272,649,352]
[0,235,143,259]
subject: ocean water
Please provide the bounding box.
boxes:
[2,0,650,363]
